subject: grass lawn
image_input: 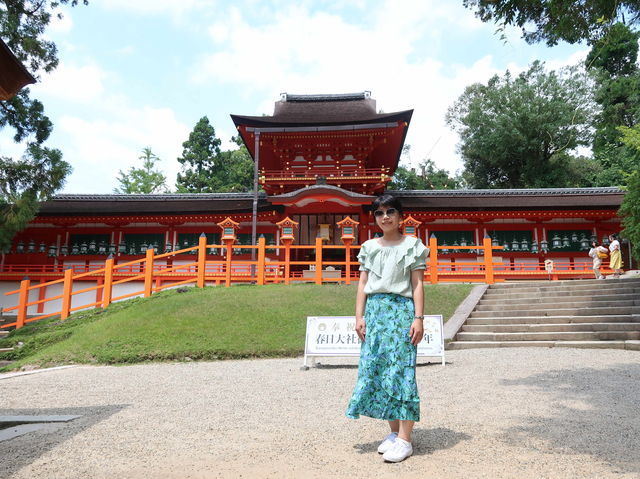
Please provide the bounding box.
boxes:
[0,282,473,371]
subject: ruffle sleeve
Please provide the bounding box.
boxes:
[401,237,429,272]
[358,240,385,276]
[357,241,370,272]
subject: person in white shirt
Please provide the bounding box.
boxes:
[588,240,608,280]
[608,234,623,278]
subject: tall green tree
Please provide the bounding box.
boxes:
[1,144,71,250]
[1,1,86,251]
[618,125,640,261]
[585,23,640,186]
[114,148,168,194]
[445,61,596,189]
[176,116,222,193]
[463,0,640,46]
[213,136,254,193]
[388,159,462,190]
[587,23,640,149]
[176,118,255,193]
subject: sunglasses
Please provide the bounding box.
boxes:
[374,208,398,218]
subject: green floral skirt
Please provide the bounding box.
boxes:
[345,293,420,422]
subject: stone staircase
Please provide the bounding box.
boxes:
[447,277,640,350]
[0,315,13,353]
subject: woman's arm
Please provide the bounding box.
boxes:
[355,271,368,342]
[410,269,425,346]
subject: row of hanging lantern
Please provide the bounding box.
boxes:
[3,237,272,257]
[436,231,609,255]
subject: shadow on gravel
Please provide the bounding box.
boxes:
[312,361,449,370]
[501,363,640,474]
[352,427,471,456]
[0,405,129,476]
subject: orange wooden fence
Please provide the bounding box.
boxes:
[2,235,607,330]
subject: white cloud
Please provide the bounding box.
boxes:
[31,61,105,103]
[190,2,506,175]
[57,107,191,193]
[190,1,588,177]
[116,46,135,55]
[93,0,209,17]
[48,10,73,34]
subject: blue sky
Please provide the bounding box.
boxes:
[1,0,588,193]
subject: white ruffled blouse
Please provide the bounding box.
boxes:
[357,236,429,298]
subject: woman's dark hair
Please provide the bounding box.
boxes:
[372,194,403,217]
[592,240,600,246]
[609,233,618,240]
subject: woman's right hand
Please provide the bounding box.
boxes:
[356,317,366,342]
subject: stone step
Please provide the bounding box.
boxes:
[484,284,640,295]
[445,340,636,350]
[462,322,640,333]
[0,348,14,353]
[456,331,640,342]
[487,277,640,290]
[479,293,640,306]
[0,331,8,337]
[470,306,640,318]
[474,300,640,311]
[467,315,637,325]
[483,288,640,300]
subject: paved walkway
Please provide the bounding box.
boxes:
[1,348,639,478]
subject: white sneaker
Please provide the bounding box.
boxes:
[382,437,413,462]
[377,432,398,454]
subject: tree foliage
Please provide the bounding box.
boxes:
[585,23,640,186]
[463,0,640,46]
[1,144,71,250]
[0,0,88,76]
[0,0,85,251]
[114,148,168,194]
[176,117,254,193]
[445,60,596,189]
[388,159,463,190]
[618,125,640,261]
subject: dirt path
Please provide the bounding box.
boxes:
[1,348,639,478]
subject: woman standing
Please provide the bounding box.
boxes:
[609,234,624,277]
[345,194,429,463]
[588,240,608,280]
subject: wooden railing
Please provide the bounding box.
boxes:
[1,235,607,330]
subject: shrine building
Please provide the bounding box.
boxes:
[0,92,627,317]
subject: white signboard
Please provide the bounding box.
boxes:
[544,259,554,271]
[303,315,445,368]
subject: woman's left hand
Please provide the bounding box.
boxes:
[409,318,424,346]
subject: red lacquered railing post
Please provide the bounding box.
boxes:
[429,234,438,284]
[483,235,494,285]
[197,233,207,288]
[16,276,30,329]
[315,236,323,285]
[257,236,266,286]
[144,247,155,298]
[103,255,114,309]
[61,268,73,320]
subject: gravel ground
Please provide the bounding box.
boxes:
[1,348,640,479]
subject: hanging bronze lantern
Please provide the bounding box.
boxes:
[531,240,539,254]
[540,238,549,253]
